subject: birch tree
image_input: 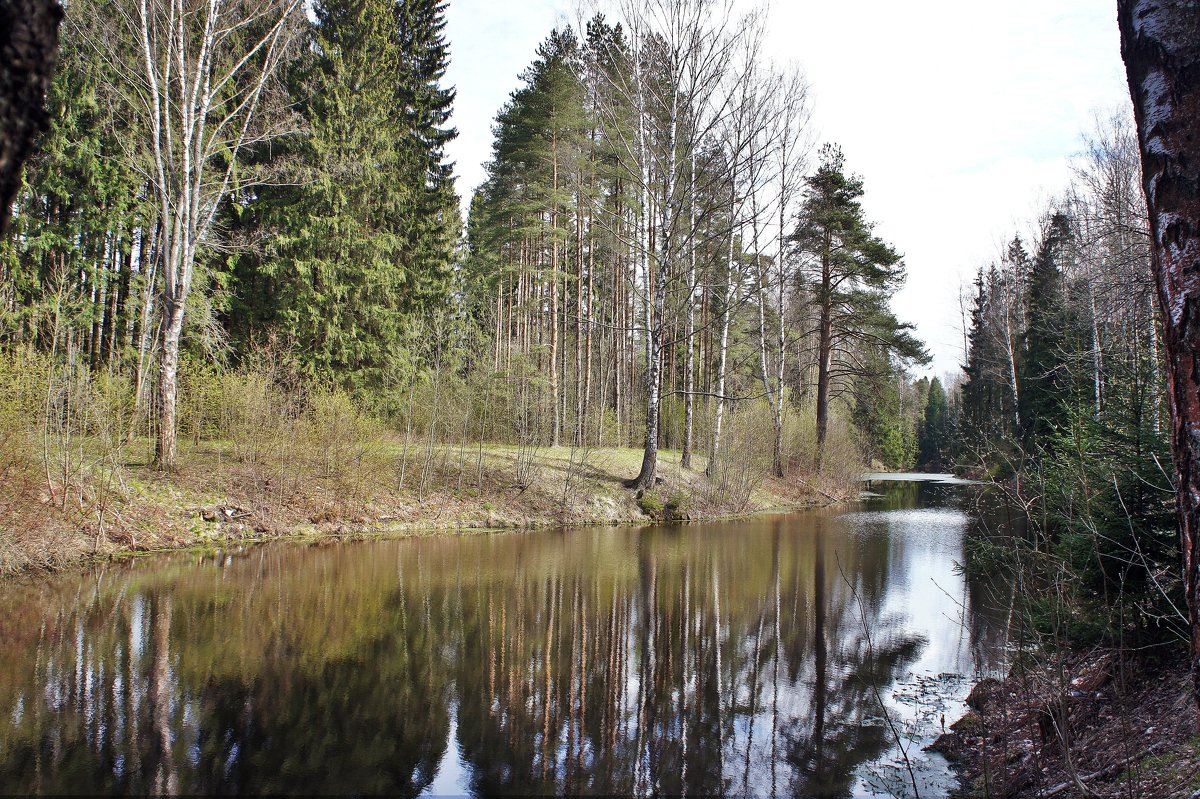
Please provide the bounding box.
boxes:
[107,0,302,468]
[1118,0,1200,718]
[706,19,764,476]
[603,0,740,490]
[750,66,809,478]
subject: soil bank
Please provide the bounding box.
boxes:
[931,647,1199,798]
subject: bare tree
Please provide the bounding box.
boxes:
[1118,0,1200,718]
[602,0,741,490]
[1068,111,1156,421]
[707,19,765,476]
[0,0,61,233]
[103,0,302,468]
[680,142,700,469]
[751,66,809,478]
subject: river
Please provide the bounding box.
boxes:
[0,479,1013,797]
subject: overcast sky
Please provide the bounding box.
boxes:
[442,0,1133,380]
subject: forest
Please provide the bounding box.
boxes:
[2,0,1200,795]
[0,0,941,549]
[0,0,1188,657]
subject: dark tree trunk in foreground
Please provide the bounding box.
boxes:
[814,259,833,470]
[1118,0,1200,720]
[0,0,61,232]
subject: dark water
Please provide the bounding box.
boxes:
[0,481,1012,797]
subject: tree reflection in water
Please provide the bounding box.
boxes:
[0,484,1010,797]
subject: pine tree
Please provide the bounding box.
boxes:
[467,27,589,446]
[791,144,927,468]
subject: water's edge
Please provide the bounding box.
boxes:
[0,479,1008,797]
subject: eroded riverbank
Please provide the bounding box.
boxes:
[932,647,1197,798]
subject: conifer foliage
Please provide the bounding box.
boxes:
[1019,211,1074,450]
[2,0,926,490]
[0,0,460,428]
[228,0,458,389]
[917,377,949,470]
[791,144,927,467]
[464,8,922,484]
[952,113,1178,648]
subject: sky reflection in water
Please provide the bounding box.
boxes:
[0,481,1012,797]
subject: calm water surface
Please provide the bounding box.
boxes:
[0,481,1012,796]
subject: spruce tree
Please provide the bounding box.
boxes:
[959,270,992,444]
[1019,211,1073,450]
[851,347,918,469]
[2,17,147,361]
[233,0,458,391]
[918,376,950,470]
[395,0,458,310]
[0,0,59,234]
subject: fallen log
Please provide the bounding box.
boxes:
[1036,741,1169,798]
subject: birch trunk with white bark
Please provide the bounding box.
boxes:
[123,0,300,469]
[1119,0,1200,720]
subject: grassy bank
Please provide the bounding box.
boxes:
[0,349,863,577]
[0,435,852,577]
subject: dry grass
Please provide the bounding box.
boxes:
[0,432,852,577]
[0,353,861,577]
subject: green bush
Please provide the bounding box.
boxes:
[306,388,382,484]
[637,490,665,520]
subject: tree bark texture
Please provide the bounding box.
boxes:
[1118,0,1200,718]
[155,301,184,469]
[0,0,61,233]
[815,248,833,471]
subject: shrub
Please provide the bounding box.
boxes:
[637,490,665,520]
[178,357,225,445]
[305,388,382,488]
[665,490,691,521]
[706,401,775,511]
[0,348,46,482]
[784,404,863,486]
[220,369,292,466]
